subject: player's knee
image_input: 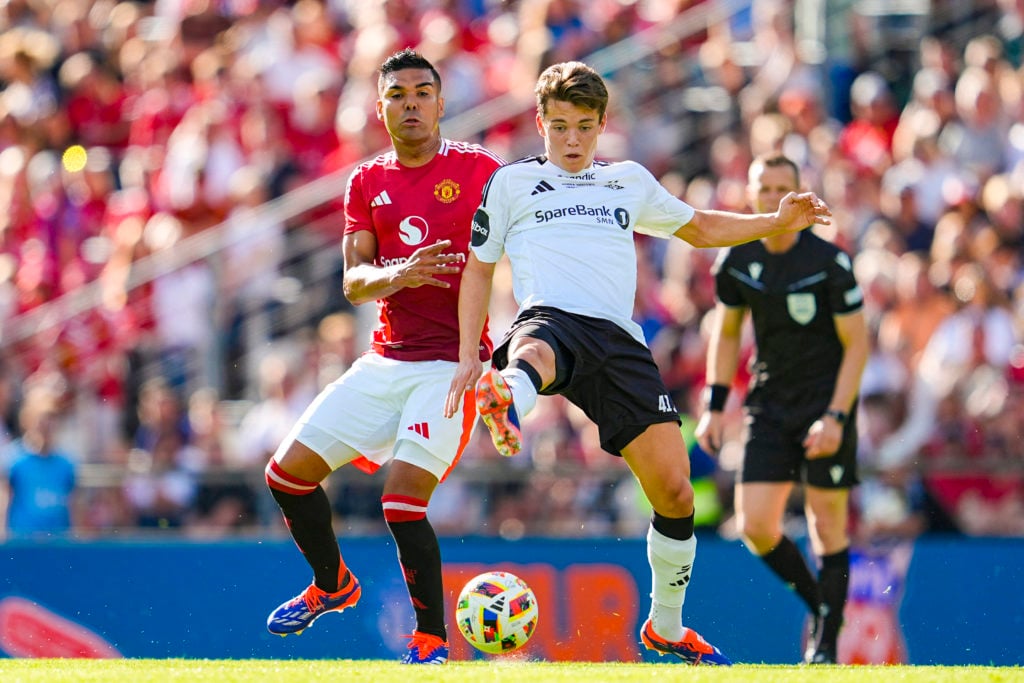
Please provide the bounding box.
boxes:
[510,339,556,381]
[653,476,694,517]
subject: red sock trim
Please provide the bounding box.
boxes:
[381,494,428,522]
[265,459,318,495]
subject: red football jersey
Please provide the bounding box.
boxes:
[344,139,503,362]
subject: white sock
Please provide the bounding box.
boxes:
[502,368,538,418]
[647,525,697,641]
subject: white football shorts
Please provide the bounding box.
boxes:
[273,353,478,481]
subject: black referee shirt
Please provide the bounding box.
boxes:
[712,230,863,406]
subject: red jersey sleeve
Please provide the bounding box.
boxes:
[344,164,374,237]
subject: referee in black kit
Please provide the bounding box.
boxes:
[696,153,869,665]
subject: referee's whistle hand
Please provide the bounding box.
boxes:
[803,419,841,459]
[694,411,722,454]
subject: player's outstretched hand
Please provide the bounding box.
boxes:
[444,357,483,419]
[776,192,831,232]
[393,240,464,289]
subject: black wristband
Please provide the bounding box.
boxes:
[706,384,730,412]
[823,409,847,425]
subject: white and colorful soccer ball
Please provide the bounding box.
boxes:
[455,571,539,655]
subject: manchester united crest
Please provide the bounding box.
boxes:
[434,179,460,203]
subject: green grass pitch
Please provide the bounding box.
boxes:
[0,660,1021,683]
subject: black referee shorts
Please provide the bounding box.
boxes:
[740,398,859,488]
[492,306,680,455]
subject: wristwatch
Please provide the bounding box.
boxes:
[823,409,848,425]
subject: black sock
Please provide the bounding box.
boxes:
[651,511,695,540]
[817,547,850,648]
[387,517,446,640]
[270,485,343,592]
[507,358,543,391]
[760,536,822,615]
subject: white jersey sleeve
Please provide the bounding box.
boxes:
[630,161,696,238]
[470,166,512,263]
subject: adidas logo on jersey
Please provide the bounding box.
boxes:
[531,180,556,195]
[370,191,393,207]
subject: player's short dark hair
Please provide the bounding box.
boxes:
[535,61,608,120]
[378,49,441,92]
[750,153,801,186]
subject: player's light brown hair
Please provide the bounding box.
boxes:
[534,61,609,120]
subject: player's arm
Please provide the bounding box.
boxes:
[674,193,831,248]
[695,303,746,454]
[443,252,496,418]
[803,308,870,458]
[341,230,463,306]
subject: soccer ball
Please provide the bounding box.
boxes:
[455,571,539,655]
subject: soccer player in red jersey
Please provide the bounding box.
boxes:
[264,49,503,665]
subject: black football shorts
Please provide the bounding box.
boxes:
[493,306,680,455]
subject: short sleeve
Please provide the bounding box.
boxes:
[632,162,696,237]
[712,248,745,307]
[828,249,863,315]
[470,167,510,263]
[343,165,373,237]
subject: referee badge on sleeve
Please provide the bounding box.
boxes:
[786,292,816,325]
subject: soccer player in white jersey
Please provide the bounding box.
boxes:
[443,61,832,665]
[264,49,503,664]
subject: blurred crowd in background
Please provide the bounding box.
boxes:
[0,0,1022,544]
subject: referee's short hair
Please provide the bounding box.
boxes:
[749,152,801,186]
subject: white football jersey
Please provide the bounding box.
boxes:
[471,156,695,343]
